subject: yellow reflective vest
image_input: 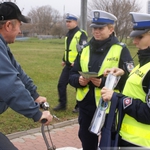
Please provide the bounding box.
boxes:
[64,30,86,63]
[76,44,123,107]
[120,62,150,147]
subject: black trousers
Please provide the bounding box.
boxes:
[78,110,98,150]
[57,65,71,106]
[0,132,18,150]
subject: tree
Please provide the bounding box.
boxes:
[88,0,141,41]
[28,5,63,35]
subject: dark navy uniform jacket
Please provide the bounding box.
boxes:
[69,34,134,116]
[0,35,42,122]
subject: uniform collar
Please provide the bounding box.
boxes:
[90,34,119,53]
[138,47,150,66]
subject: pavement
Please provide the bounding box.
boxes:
[7,118,82,150]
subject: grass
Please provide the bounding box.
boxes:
[0,37,139,135]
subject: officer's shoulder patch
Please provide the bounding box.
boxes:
[126,62,134,72]
[82,42,89,48]
[78,43,89,55]
[123,97,132,109]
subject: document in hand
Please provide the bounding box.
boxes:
[78,71,98,78]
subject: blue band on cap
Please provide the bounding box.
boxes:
[134,21,150,29]
[66,16,77,21]
[92,18,114,24]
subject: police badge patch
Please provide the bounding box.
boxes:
[126,62,134,72]
[123,97,132,109]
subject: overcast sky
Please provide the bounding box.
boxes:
[15,0,148,16]
[16,0,81,16]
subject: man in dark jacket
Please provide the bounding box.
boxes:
[0,2,53,150]
[69,10,134,150]
[53,13,88,112]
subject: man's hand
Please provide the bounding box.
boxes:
[39,111,53,125]
[90,77,102,87]
[79,76,90,86]
[35,96,47,104]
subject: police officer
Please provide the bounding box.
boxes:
[0,2,53,150]
[53,13,88,112]
[69,10,134,150]
[101,12,150,148]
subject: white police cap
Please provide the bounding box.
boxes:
[65,13,78,21]
[90,10,117,28]
[130,12,150,37]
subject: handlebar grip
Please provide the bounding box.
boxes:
[41,118,47,123]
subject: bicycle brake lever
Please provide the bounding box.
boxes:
[52,115,60,121]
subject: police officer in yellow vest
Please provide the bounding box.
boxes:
[101,12,150,149]
[69,10,133,150]
[53,13,87,112]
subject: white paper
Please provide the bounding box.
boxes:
[105,73,121,90]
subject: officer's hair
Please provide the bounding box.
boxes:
[147,30,150,34]
[107,24,115,29]
[0,19,17,29]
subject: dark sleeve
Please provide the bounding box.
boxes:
[69,54,85,88]
[120,97,150,124]
[126,101,150,124]
[119,46,134,74]
[79,31,88,45]
[114,77,150,124]
[0,45,42,122]
[117,46,134,92]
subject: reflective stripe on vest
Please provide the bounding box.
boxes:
[64,31,82,63]
[76,44,122,107]
[120,62,150,147]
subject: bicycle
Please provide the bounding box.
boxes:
[40,102,82,150]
